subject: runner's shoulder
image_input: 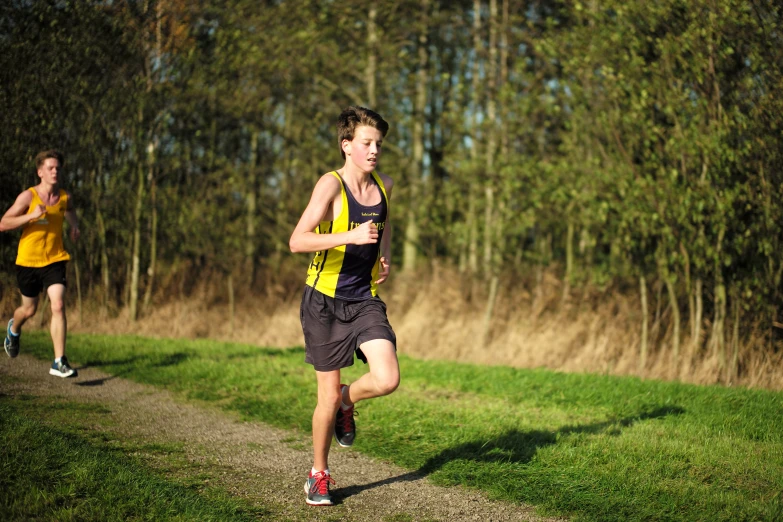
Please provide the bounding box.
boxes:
[376,171,394,191]
[311,171,343,201]
[16,189,34,206]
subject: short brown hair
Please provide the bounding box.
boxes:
[337,106,389,159]
[35,149,64,169]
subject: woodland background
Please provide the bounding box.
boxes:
[1,0,782,389]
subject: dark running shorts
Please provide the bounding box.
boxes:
[300,285,396,372]
[16,261,68,298]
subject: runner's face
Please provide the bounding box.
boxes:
[37,158,61,185]
[344,126,383,173]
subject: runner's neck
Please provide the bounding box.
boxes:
[35,183,59,205]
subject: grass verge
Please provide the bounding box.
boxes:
[0,393,273,521]
[14,330,783,521]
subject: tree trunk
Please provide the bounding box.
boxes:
[640,275,649,370]
[129,158,144,322]
[500,0,509,157]
[482,0,498,279]
[125,232,133,308]
[693,278,703,353]
[246,129,259,281]
[562,221,574,305]
[483,184,495,277]
[680,242,695,343]
[533,228,545,316]
[653,278,663,339]
[208,88,217,172]
[659,251,680,364]
[92,163,110,318]
[729,286,740,383]
[366,6,377,107]
[710,226,726,372]
[228,272,235,335]
[580,228,594,300]
[402,0,429,273]
[143,140,157,311]
[467,187,478,274]
[96,207,109,318]
[481,274,500,344]
[467,0,482,276]
[142,0,162,311]
[712,283,727,371]
[610,237,622,277]
[131,0,160,322]
[664,272,680,364]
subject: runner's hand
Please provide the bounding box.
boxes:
[375,256,391,285]
[352,220,378,245]
[29,204,46,221]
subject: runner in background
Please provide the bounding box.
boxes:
[1,149,80,378]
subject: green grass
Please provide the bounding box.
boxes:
[15,330,783,521]
[0,395,272,521]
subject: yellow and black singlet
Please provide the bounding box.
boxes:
[306,171,389,301]
[16,188,71,267]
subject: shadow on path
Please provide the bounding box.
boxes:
[331,471,421,503]
[336,405,684,503]
[75,375,119,387]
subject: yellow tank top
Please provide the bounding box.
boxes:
[305,171,389,300]
[16,188,71,267]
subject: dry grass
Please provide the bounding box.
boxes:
[2,262,781,391]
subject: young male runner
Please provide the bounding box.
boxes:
[1,149,80,377]
[289,106,399,506]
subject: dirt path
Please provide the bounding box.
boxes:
[1,355,559,522]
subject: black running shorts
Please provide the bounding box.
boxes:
[300,285,397,372]
[16,261,68,298]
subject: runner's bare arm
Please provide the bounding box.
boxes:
[0,190,41,232]
[65,191,80,241]
[375,175,394,285]
[290,174,379,254]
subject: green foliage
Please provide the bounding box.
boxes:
[2,0,783,367]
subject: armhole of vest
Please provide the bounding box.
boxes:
[27,187,39,210]
[330,171,347,222]
[329,170,342,186]
[372,172,388,207]
[373,174,385,262]
[61,190,68,210]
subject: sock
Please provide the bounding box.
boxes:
[312,467,330,476]
[340,385,352,411]
[55,357,62,363]
[8,324,18,337]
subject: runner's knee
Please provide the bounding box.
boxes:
[374,372,399,396]
[19,303,37,319]
[317,388,342,412]
[49,298,65,315]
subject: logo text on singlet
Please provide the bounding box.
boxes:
[349,220,386,231]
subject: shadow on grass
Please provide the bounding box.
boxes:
[74,355,147,372]
[73,352,190,386]
[334,405,685,502]
[78,352,189,371]
[417,405,685,475]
